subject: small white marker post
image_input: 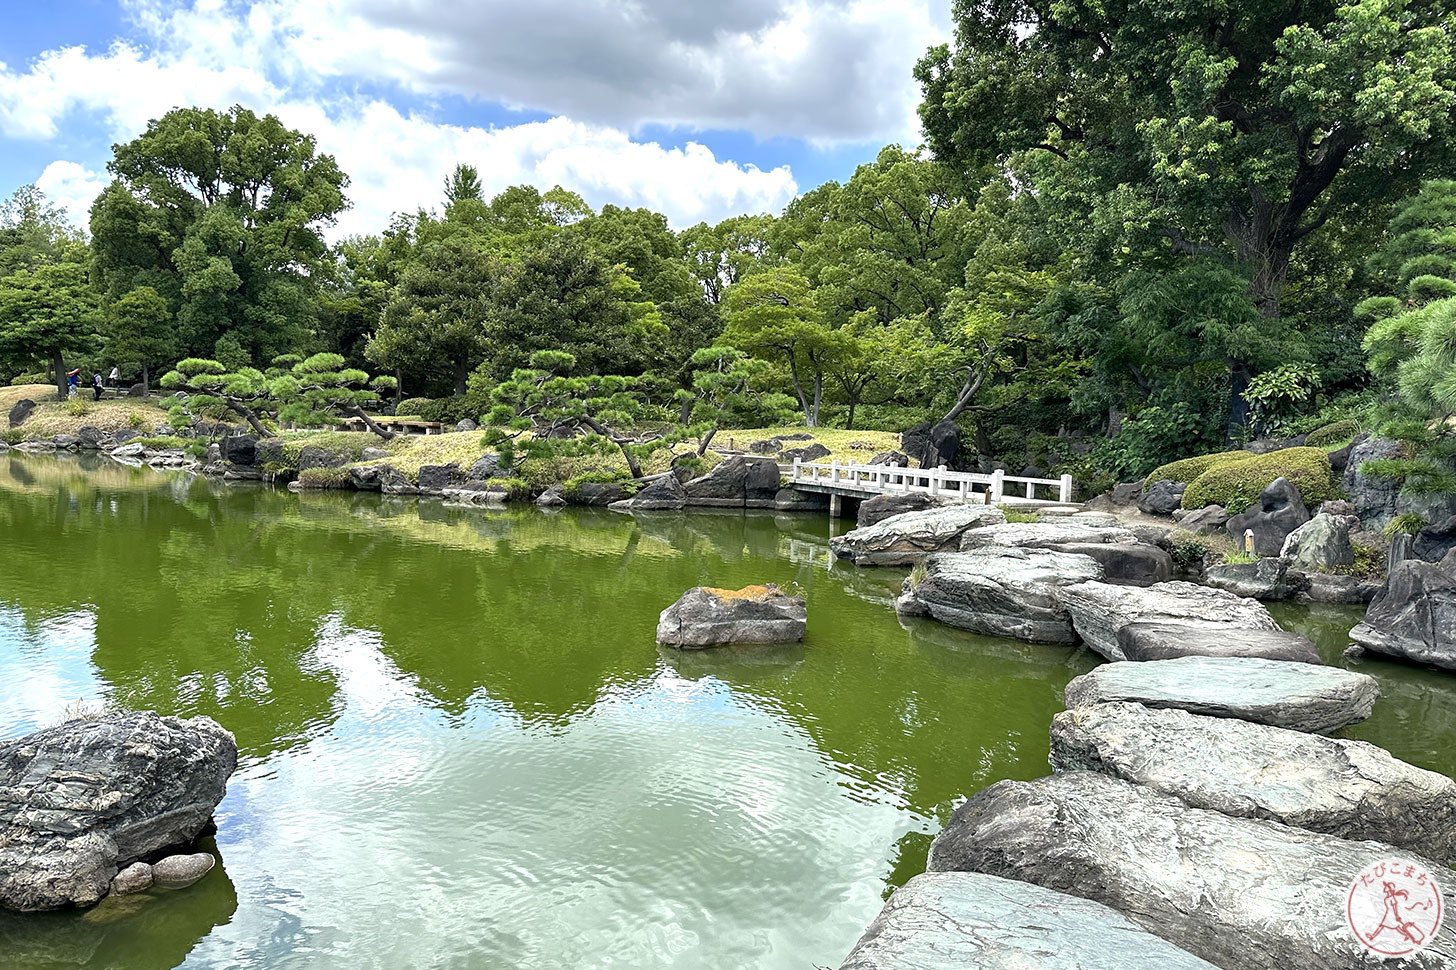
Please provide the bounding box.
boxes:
[1244,529,1256,554]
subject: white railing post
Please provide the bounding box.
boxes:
[792,457,801,483]
[1027,481,1036,501]
[1059,474,1074,503]
[831,460,840,484]
[930,464,944,496]
[991,468,1005,503]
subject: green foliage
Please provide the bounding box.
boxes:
[1181,448,1339,511]
[1222,551,1259,566]
[297,466,352,489]
[0,184,83,277]
[1305,420,1360,448]
[1145,450,1253,487]
[1242,364,1320,436]
[1000,509,1040,524]
[1166,532,1213,572]
[721,266,842,426]
[1335,541,1385,581]
[395,398,432,418]
[0,255,102,399]
[1092,403,1222,479]
[60,397,92,417]
[105,286,176,389]
[1385,513,1428,538]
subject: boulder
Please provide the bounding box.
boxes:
[839,871,1219,970]
[830,505,1007,567]
[1299,573,1382,605]
[296,445,346,471]
[1341,436,1403,528]
[748,438,783,454]
[110,443,146,459]
[204,443,222,463]
[14,440,56,453]
[780,442,830,463]
[1063,656,1379,734]
[682,456,782,508]
[253,438,285,468]
[1350,552,1456,670]
[109,428,142,446]
[52,434,82,450]
[1415,515,1456,563]
[868,451,908,466]
[856,491,937,527]
[416,463,462,494]
[1280,512,1355,571]
[1226,477,1310,557]
[901,420,961,469]
[772,488,828,511]
[219,434,258,466]
[926,772,1456,970]
[7,398,36,428]
[957,522,1140,552]
[1204,557,1306,600]
[150,852,216,890]
[348,463,384,491]
[0,712,237,911]
[1116,620,1321,663]
[1110,481,1142,506]
[1050,702,1456,864]
[609,475,685,511]
[1052,542,1173,586]
[895,547,1105,643]
[569,482,625,506]
[454,418,477,432]
[361,447,390,462]
[656,585,807,648]
[1138,480,1185,515]
[108,862,153,896]
[75,426,105,450]
[536,485,566,507]
[1177,504,1230,535]
[1058,580,1279,661]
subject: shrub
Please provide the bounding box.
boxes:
[1384,513,1427,538]
[10,373,47,386]
[61,397,92,417]
[1222,550,1259,565]
[396,397,432,418]
[128,413,146,429]
[1144,450,1252,486]
[484,476,531,500]
[1181,447,1338,511]
[1305,420,1359,448]
[1000,508,1041,524]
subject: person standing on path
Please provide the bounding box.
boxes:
[92,372,104,401]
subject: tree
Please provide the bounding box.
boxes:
[0,255,101,400]
[483,351,663,479]
[0,185,82,277]
[917,0,1456,430]
[681,215,778,304]
[105,286,177,394]
[721,267,840,427]
[159,359,274,436]
[90,105,349,361]
[680,346,797,453]
[443,164,484,208]
[1362,179,1456,308]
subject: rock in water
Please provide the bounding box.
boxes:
[1116,620,1321,663]
[109,862,153,896]
[682,456,781,508]
[830,505,1007,566]
[1058,580,1279,661]
[1063,656,1378,734]
[1350,552,1456,671]
[0,712,237,911]
[927,772,1456,970]
[839,870,1218,970]
[151,853,216,889]
[1204,557,1305,600]
[1227,477,1310,556]
[656,585,806,648]
[1051,542,1173,586]
[856,491,936,527]
[1051,702,1456,864]
[895,547,1104,643]
[608,475,686,511]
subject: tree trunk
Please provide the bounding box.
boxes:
[581,414,643,478]
[696,427,717,457]
[394,369,403,410]
[345,404,396,441]
[53,352,66,402]
[224,398,271,438]
[142,364,150,398]
[845,398,857,431]
[784,352,813,427]
[678,395,695,425]
[808,371,822,428]
[454,359,468,397]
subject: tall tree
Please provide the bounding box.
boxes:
[721,267,841,427]
[443,164,484,207]
[917,0,1456,430]
[0,185,82,277]
[0,255,101,400]
[90,105,349,362]
[105,285,177,394]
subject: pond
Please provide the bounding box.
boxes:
[1,453,1453,969]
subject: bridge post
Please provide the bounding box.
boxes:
[829,493,842,518]
[930,465,945,497]
[793,457,802,483]
[831,460,840,484]
[990,468,1005,503]
[1059,473,1074,503]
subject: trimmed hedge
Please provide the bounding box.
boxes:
[1181,447,1339,511]
[1305,419,1359,448]
[395,397,432,418]
[1144,450,1252,486]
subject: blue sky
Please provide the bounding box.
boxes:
[0,0,948,236]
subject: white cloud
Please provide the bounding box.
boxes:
[35,160,109,226]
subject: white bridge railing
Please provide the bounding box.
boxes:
[787,459,1074,505]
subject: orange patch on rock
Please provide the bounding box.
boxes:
[702,584,781,603]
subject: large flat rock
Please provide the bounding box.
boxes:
[895,547,1104,643]
[1058,580,1280,661]
[839,870,1218,970]
[0,712,237,911]
[830,505,1006,566]
[957,521,1140,551]
[927,771,1456,970]
[655,584,806,648]
[1051,702,1456,864]
[1350,553,1456,671]
[1117,619,1322,663]
[1063,656,1379,734]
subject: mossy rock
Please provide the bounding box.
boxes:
[1181,447,1339,511]
[1144,450,1252,487]
[1305,420,1359,448]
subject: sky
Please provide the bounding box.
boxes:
[0,0,950,238]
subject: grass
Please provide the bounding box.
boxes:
[0,383,56,411]
[1000,508,1041,523]
[279,430,377,463]
[716,427,908,464]
[2,397,171,440]
[1221,550,1259,565]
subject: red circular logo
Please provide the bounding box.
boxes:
[1346,857,1444,957]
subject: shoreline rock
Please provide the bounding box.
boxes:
[1350,552,1456,670]
[1058,581,1279,661]
[831,505,1007,566]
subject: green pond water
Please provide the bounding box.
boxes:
[1,453,1453,969]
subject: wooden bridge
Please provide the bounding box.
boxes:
[785,459,1075,515]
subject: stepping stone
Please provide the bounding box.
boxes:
[839,870,1218,970]
[1058,580,1280,661]
[928,771,1456,970]
[1117,620,1322,663]
[1063,656,1378,734]
[830,505,1007,566]
[1051,702,1456,864]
